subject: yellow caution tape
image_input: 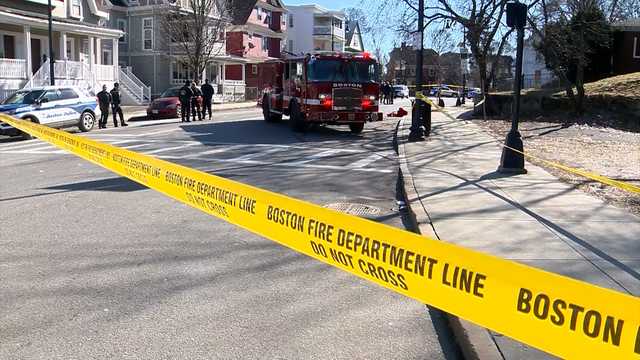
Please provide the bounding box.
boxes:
[2,115,639,359]
[414,92,640,195]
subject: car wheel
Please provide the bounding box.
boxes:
[349,123,364,134]
[78,111,95,132]
[262,96,282,122]
[289,101,307,132]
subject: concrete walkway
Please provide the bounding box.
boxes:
[398,105,640,359]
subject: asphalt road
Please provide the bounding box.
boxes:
[0,100,460,359]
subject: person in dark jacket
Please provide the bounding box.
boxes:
[201,79,214,121]
[190,81,202,122]
[178,80,192,122]
[110,82,127,127]
[96,84,111,129]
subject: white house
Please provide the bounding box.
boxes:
[285,5,345,54]
[0,0,125,101]
[344,21,364,53]
[522,37,555,88]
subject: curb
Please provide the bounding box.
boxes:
[396,117,504,360]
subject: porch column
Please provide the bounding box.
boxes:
[24,26,32,81]
[112,38,119,81]
[88,36,95,71]
[60,32,67,60]
[95,38,102,65]
[241,63,246,82]
[221,63,226,104]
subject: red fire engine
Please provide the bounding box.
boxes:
[260,51,383,133]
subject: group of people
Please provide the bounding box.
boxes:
[96,83,127,129]
[380,82,395,105]
[178,79,215,123]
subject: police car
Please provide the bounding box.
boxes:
[0,86,98,139]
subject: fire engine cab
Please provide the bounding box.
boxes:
[261,51,383,133]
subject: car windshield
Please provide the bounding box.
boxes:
[307,59,379,83]
[161,88,181,97]
[3,90,45,105]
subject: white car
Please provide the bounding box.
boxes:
[0,86,98,139]
[393,85,410,98]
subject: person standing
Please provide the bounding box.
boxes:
[97,84,111,129]
[190,82,202,122]
[201,79,214,121]
[179,80,192,122]
[110,82,127,127]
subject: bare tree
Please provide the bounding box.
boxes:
[162,0,229,83]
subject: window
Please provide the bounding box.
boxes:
[289,14,293,27]
[252,65,258,75]
[2,35,15,58]
[261,36,268,51]
[281,13,286,26]
[142,18,153,50]
[634,37,640,59]
[117,19,127,43]
[171,61,196,83]
[70,0,81,18]
[288,39,293,52]
[284,62,290,80]
[43,89,61,102]
[256,7,262,20]
[59,89,79,100]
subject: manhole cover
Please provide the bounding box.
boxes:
[324,203,381,217]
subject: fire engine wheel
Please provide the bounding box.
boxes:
[289,101,307,132]
[262,96,282,122]
[349,123,365,134]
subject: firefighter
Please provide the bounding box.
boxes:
[96,84,111,129]
[201,79,214,121]
[110,82,127,127]
[179,80,192,122]
[190,81,203,122]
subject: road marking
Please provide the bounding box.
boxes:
[349,153,386,169]
[287,149,344,165]
[0,140,48,150]
[143,142,198,155]
[157,144,245,159]
[225,147,283,161]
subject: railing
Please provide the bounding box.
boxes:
[95,64,116,81]
[0,58,27,79]
[123,67,151,102]
[313,25,345,38]
[24,59,97,94]
[0,88,17,102]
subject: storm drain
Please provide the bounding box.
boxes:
[324,203,381,217]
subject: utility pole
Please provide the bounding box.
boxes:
[408,0,427,141]
[499,1,527,173]
[48,0,55,85]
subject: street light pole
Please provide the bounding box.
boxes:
[499,1,527,173]
[48,0,55,85]
[408,0,426,141]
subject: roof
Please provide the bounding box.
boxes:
[286,4,345,19]
[229,0,258,25]
[346,21,358,44]
[612,18,640,31]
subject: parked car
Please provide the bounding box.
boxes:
[430,85,459,97]
[466,88,481,99]
[146,87,203,119]
[0,86,98,140]
[393,85,410,98]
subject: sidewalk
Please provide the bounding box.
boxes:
[398,108,640,359]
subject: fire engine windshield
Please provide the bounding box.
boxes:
[307,59,379,83]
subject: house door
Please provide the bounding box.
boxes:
[3,35,15,58]
[31,38,41,73]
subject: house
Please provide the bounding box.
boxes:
[108,0,250,102]
[0,0,123,101]
[225,0,287,98]
[344,21,363,53]
[612,19,640,75]
[286,5,345,54]
[385,42,440,86]
[522,37,555,88]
